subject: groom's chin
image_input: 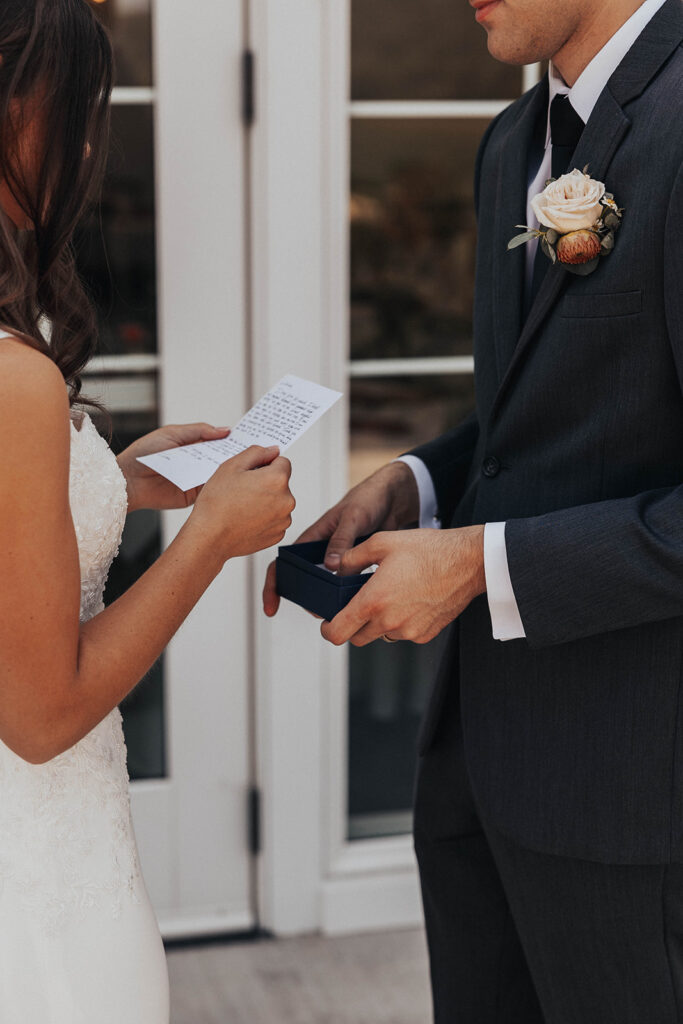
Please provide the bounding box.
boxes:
[479,3,571,68]
[484,29,549,67]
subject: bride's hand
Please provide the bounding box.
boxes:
[188,445,295,560]
[116,423,231,513]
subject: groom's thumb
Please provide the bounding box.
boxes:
[324,518,360,570]
[336,536,378,577]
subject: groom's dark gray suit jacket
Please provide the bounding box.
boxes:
[412,0,683,864]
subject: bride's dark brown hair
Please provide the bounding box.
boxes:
[0,0,113,406]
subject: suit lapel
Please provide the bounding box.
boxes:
[608,0,683,107]
[489,93,630,422]
[491,79,547,381]
[488,0,683,425]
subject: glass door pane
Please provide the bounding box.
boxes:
[87,0,153,87]
[79,4,162,781]
[78,103,157,358]
[347,0,522,841]
[351,118,488,362]
[351,0,522,100]
[347,374,475,840]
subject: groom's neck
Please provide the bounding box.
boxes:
[552,0,651,86]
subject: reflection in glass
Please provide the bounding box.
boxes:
[75,90,163,778]
[88,0,153,88]
[347,375,474,839]
[75,104,157,357]
[352,0,522,101]
[83,402,165,780]
[348,634,448,840]
[349,374,476,487]
[351,119,489,362]
[85,402,166,781]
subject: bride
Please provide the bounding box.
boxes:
[0,2,295,1022]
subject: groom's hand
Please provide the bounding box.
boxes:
[320,526,486,646]
[262,461,419,617]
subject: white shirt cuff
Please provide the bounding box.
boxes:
[394,456,441,529]
[484,521,526,641]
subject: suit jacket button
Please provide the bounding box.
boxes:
[482,456,500,478]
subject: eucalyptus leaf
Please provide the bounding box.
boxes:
[603,212,620,230]
[600,233,615,252]
[565,257,600,276]
[507,230,540,250]
[540,238,557,263]
[545,229,559,246]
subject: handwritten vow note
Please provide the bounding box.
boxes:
[137,375,342,492]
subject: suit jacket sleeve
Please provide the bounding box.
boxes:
[506,159,683,649]
[407,413,479,527]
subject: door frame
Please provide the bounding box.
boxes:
[127,0,255,939]
[249,0,422,937]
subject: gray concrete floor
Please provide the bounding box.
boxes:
[167,927,431,1024]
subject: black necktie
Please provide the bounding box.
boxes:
[526,95,585,314]
[549,94,585,179]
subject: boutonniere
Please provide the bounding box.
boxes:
[508,167,623,276]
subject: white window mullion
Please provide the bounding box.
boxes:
[111,86,156,105]
[349,99,510,119]
[348,356,474,377]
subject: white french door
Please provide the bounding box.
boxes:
[83,0,254,938]
[140,0,253,938]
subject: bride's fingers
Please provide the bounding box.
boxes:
[160,423,231,446]
[181,423,231,443]
[230,445,281,471]
[197,424,231,440]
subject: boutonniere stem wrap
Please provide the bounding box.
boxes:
[508,167,623,277]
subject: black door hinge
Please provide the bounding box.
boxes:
[248,785,261,855]
[242,50,256,127]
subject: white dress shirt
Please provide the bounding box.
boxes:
[398,0,668,640]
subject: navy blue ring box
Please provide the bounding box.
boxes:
[275,537,372,621]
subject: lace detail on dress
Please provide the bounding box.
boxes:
[69,413,128,622]
[0,412,139,934]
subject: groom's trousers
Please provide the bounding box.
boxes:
[413,675,683,1024]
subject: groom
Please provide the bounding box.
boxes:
[265,0,683,1019]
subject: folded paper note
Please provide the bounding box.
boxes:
[137,375,342,491]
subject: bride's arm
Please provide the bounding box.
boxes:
[0,343,294,764]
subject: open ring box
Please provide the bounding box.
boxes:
[275,537,373,621]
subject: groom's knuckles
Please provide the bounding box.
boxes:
[297,511,336,545]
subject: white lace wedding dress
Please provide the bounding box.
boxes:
[0,363,170,1022]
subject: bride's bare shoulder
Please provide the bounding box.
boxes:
[0,337,70,431]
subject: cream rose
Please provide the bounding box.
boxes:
[531,169,606,235]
